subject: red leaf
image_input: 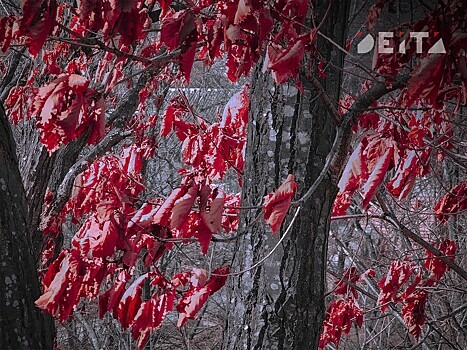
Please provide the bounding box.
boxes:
[386,150,419,200]
[72,215,119,259]
[0,16,15,52]
[160,99,190,138]
[131,276,175,350]
[179,37,197,82]
[377,259,414,312]
[402,54,447,108]
[334,267,359,298]
[434,181,467,223]
[176,266,229,327]
[401,290,428,340]
[99,270,130,319]
[79,259,105,299]
[161,10,196,51]
[35,250,82,320]
[194,214,213,254]
[319,298,364,349]
[201,188,226,234]
[268,38,306,84]
[337,143,366,193]
[19,0,57,56]
[153,188,184,227]
[87,96,106,145]
[263,174,298,234]
[423,239,456,282]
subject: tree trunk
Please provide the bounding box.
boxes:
[0,105,54,349]
[224,2,350,349]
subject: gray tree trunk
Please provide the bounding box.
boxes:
[224,2,350,349]
[0,105,54,349]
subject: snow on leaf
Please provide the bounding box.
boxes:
[263,174,298,234]
[72,215,119,259]
[222,193,241,233]
[334,267,360,298]
[401,290,428,340]
[117,273,149,329]
[132,290,175,350]
[152,188,184,227]
[234,0,252,24]
[319,298,364,350]
[170,185,197,230]
[338,142,366,193]
[361,145,393,209]
[221,84,249,131]
[35,250,83,321]
[87,96,106,145]
[386,150,419,200]
[35,251,69,315]
[79,259,105,299]
[131,275,175,350]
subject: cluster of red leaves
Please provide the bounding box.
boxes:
[319,298,364,350]
[35,85,254,347]
[161,86,249,181]
[31,74,105,153]
[0,0,58,56]
[333,97,453,216]
[319,268,376,349]
[334,0,465,218]
[11,0,461,346]
[377,239,456,339]
[196,0,312,83]
[37,169,232,350]
[322,240,456,347]
[37,255,228,350]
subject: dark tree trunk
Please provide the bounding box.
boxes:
[0,105,54,349]
[224,2,350,349]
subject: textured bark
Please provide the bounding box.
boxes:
[224,2,350,349]
[0,105,54,349]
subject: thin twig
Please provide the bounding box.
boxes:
[212,207,301,277]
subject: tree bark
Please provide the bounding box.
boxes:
[224,2,350,349]
[0,105,54,349]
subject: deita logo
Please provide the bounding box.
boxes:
[357,32,446,54]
